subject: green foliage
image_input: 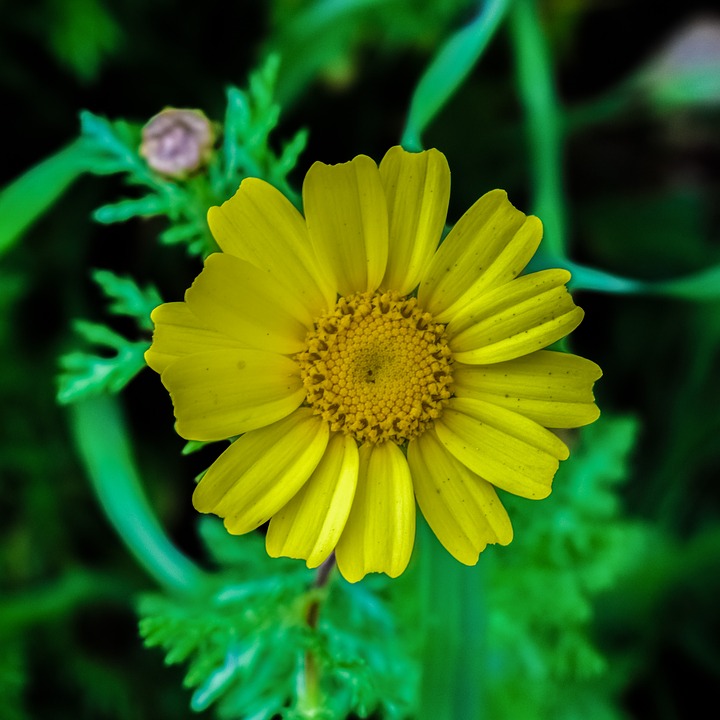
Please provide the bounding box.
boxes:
[215,55,309,208]
[78,54,307,256]
[91,269,162,331]
[53,55,311,406]
[78,110,210,253]
[5,2,720,717]
[139,520,415,719]
[57,270,160,404]
[48,0,121,83]
[484,415,646,719]
[0,54,311,261]
[57,321,149,404]
[266,0,478,106]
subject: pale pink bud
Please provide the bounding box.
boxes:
[140,108,215,178]
[638,17,720,109]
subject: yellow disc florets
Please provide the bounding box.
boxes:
[296,291,454,445]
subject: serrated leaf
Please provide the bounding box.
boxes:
[160,223,206,247]
[91,270,162,330]
[190,644,249,712]
[93,194,172,223]
[56,269,160,403]
[482,414,647,719]
[138,519,415,720]
[276,129,309,177]
[215,54,305,202]
[80,111,145,177]
[57,339,149,404]
[71,319,128,348]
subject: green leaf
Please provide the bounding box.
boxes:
[159,222,204,246]
[56,267,162,403]
[57,329,149,405]
[270,128,309,206]
[181,439,224,456]
[48,0,121,82]
[401,0,512,151]
[91,269,162,331]
[79,111,147,177]
[214,54,306,205]
[93,194,172,223]
[0,140,90,257]
[222,87,260,182]
[276,128,309,178]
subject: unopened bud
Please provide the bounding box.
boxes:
[140,108,215,178]
[637,18,720,109]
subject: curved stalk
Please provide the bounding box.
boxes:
[510,0,567,259]
[69,394,206,594]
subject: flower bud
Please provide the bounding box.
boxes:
[140,108,215,178]
[637,18,720,109]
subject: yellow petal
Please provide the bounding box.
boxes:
[207,177,334,316]
[379,146,450,295]
[145,302,249,374]
[435,397,568,499]
[303,154,388,296]
[266,433,359,567]
[408,428,513,565]
[185,253,312,355]
[453,350,602,428]
[446,269,584,364]
[193,408,329,534]
[335,442,415,583]
[161,349,305,441]
[418,190,542,322]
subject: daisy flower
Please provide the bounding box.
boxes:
[145,146,601,583]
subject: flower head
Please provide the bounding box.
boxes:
[146,147,601,582]
[140,108,215,178]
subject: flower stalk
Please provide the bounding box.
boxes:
[509,0,568,259]
[69,393,206,594]
[297,553,337,717]
[417,519,487,720]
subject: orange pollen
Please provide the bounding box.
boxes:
[295,290,454,445]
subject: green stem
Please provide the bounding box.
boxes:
[69,394,206,594]
[509,0,567,259]
[416,520,486,720]
[297,553,336,718]
[401,0,512,151]
[563,84,636,134]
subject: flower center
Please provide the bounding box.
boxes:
[296,291,454,445]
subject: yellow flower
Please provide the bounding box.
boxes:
[145,147,601,583]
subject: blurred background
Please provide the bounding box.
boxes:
[2,0,720,718]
